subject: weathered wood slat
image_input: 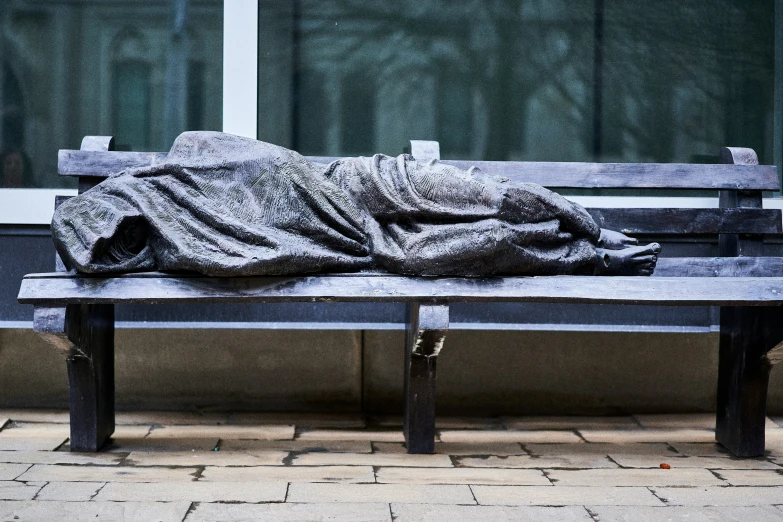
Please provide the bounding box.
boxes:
[57,149,779,190]
[16,274,783,306]
[587,208,783,235]
[442,160,779,190]
[654,257,783,277]
[26,256,783,281]
[58,150,169,177]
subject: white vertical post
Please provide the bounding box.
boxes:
[222,0,258,138]
[775,0,783,195]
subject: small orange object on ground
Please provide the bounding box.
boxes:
[660,463,671,469]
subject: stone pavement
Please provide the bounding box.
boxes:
[0,412,782,521]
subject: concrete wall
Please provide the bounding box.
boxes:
[3,327,782,415]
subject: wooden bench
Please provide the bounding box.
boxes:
[17,136,783,456]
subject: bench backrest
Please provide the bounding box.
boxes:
[55,136,782,277]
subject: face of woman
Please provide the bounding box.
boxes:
[2,152,24,187]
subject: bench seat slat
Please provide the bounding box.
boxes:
[654,257,783,277]
[58,150,780,191]
[588,208,783,235]
[17,273,783,306]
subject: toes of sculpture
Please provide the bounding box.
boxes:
[595,242,661,276]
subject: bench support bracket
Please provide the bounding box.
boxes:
[404,302,449,454]
[716,306,783,457]
[34,304,115,452]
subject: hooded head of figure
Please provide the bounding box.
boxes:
[52,189,156,273]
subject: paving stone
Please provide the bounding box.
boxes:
[10,425,148,453]
[106,436,219,453]
[391,504,593,521]
[0,423,70,438]
[115,411,229,426]
[579,429,715,443]
[17,464,199,483]
[668,443,734,457]
[588,505,783,521]
[0,481,41,501]
[767,435,783,458]
[219,438,372,453]
[653,486,783,506]
[0,464,29,480]
[126,450,286,466]
[675,439,783,459]
[611,454,781,470]
[439,430,581,444]
[0,437,66,451]
[456,455,617,469]
[526,443,674,456]
[147,424,294,440]
[297,429,405,442]
[373,441,525,456]
[504,416,638,431]
[94,481,288,502]
[0,451,122,465]
[36,481,104,501]
[634,414,780,431]
[294,452,453,467]
[715,469,783,485]
[376,466,549,485]
[201,465,375,483]
[471,485,663,506]
[287,483,475,504]
[228,412,366,428]
[770,449,783,461]
[0,410,70,424]
[54,425,153,452]
[546,468,724,486]
[112,426,155,438]
[185,502,392,521]
[0,500,192,522]
[0,425,72,452]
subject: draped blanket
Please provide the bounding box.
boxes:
[53,131,600,277]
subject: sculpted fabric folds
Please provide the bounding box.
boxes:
[52,131,601,277]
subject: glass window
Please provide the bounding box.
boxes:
[258,0,773,167]
[0,1,223,188]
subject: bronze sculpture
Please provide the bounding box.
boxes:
[52,131,659,277]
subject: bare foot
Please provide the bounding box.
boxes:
[595,243,661,276]
[599,229,639,250]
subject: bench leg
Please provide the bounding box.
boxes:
[404,302,449,454]
[716,306,783,457]
[67,304,115,452]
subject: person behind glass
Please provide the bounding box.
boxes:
[0,149,32,188]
